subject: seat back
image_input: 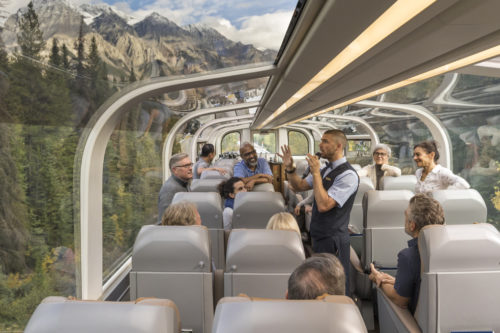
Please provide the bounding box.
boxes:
[252,182,275,192]
[25,296,180,333]
[130,225,213,333]
[431,189,487,225]
[383,175,417,192]
[190,179,224,192]
[350,177,375,233]
[362,190,413,271]
[201,170,230,180]
[212,295,367,333]
[172,192,225,269]
[232,192,285,229]
[224,229,305,298]
[416,224,500,333]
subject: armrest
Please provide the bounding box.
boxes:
[376,288,421,333]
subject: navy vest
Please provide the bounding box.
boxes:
[310,162,359,241]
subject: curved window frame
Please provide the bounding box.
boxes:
[287,129,309,156]
[221,131,242,154]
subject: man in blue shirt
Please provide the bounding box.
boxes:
[233,142,273,191]
[279,130,359,295]
[369,193,445,314]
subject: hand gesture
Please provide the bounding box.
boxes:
[245,179,255,191]
[305,153,320,175]
[277,145,294,169]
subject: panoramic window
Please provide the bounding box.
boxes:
[288,130,308,155]
[221,132,241,153]
[253,132,276,154]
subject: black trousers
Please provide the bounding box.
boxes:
[312,233,350,296]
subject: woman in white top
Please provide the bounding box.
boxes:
[413,140,470,194]
[357,143,401,190]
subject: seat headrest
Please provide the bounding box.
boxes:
[226,229,305,273]
[252,183,275,192]
[24,297,180,333]
[172,192,222,228]
[355,177,375,203]
[200,170,230,180]
[431,189,487,224]
[190,179,224,192]
[233,192,285,229]
[419,224,500,273]
[213,295,367,333]
[363,190,414,228]
[383,175,417,191]
[132,225,211,272]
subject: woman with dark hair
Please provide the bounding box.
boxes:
[218,177,246,230]
[193,143,228,179]
[413,140,469,194]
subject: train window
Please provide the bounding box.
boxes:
[221,132,241,153]
[288,130,309,155]
[253,132,277,154]
[346,140,372,166]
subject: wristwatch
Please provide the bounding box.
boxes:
[285,164,296,174]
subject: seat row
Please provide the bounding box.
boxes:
[25,294,368,333]
[130,226,305,333]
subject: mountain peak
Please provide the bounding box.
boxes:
[144,12,176,26]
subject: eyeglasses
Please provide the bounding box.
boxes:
[174,163,193,168]
[242,150,256,157]
[373,152,387,157]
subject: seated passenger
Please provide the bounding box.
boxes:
[193,143,228,179]
[157,153,193,223]
[368,193,445,314]
[357,143,401,190]
[413,140,470,194]
[161,201,201,226]
[218,177,246,230]
[286,253,345,299]
[233,142,273,191]
[266,212,301,236]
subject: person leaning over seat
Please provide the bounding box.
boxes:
[369,193,445,314]
[233,142,273,191]
[157,153,193,223]
[286,253,345,299]
[413,140,470,194]
[357,143,401,190]
[193,143,228,179]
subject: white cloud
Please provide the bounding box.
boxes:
[201,11,292,51]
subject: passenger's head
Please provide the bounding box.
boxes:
[413,141,439,168]
[404,193,445,237]
[266,212,301,236]
[218,177,246,199]
[200,143,215,160]
[161,201,201,226]
[287,253,345,300]
[320,130,347,160]
[372,143,391,165]
[239,142,257,168]
[169,153,193,181]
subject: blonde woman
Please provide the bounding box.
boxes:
[161,201,201,226]
[266,212,301,236]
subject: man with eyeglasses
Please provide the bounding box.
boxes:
[234,142,273,191]
[357,143,401,190]
[157,153,193,223]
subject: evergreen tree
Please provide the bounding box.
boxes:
[61,43,70,70]
[73,16,87,96]
[88,35,99,89]
[49,38,60,67]
[129,67,136,82]
[17,1,45,60]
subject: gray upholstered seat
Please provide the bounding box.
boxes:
[383,175,417,192]
[224,229,305,298]
[415,223,500,333]
[190,179,224,192]
[130,225,213,333]
[24,296,180,333]
[200,170,230,180]
[431,189,487,224]
[351,176,375,234]
[232,192,285,229]
[252,182,275,192]
[172,192,225,268]
[362,190,414,271]
[212,295,368,333]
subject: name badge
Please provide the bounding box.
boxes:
[325,177,331,181]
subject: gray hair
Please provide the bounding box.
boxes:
[169,153,189,171]
[372,143,392,157]
[287,253,345,299]
[408,193,445,231]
